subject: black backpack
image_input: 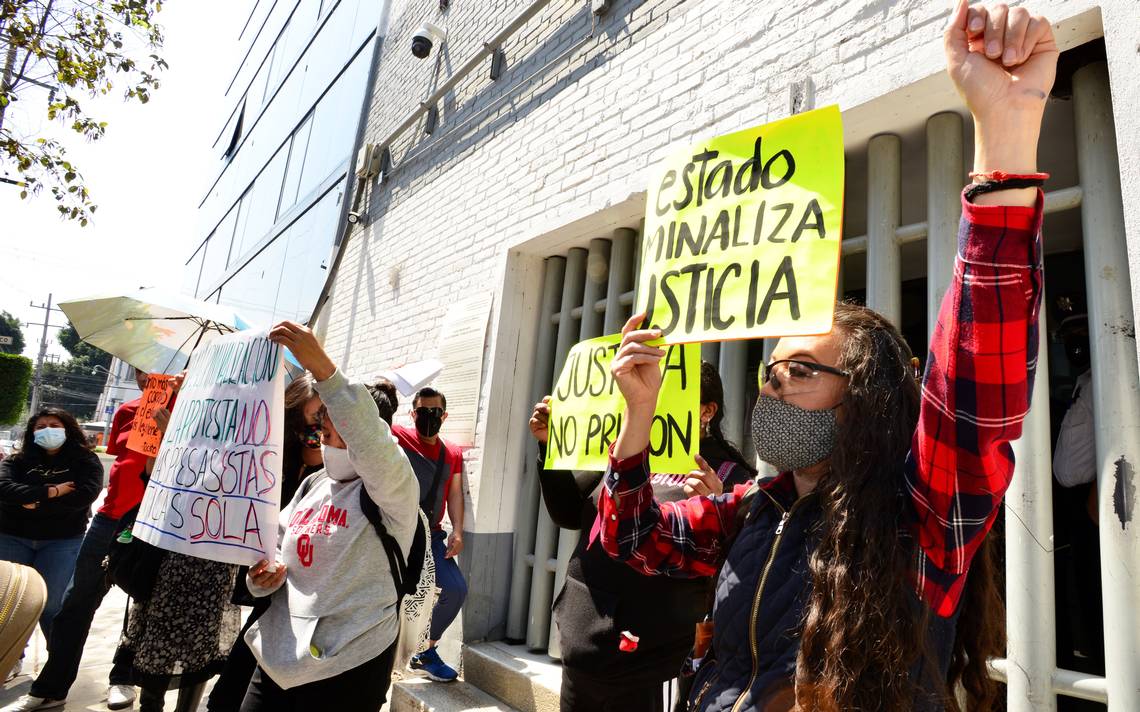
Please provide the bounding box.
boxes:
[104,506,166,601]
[297,471,428,602]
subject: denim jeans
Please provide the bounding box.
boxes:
[29,513,133,699]
[0,532,84,642]
[428,529,467,641]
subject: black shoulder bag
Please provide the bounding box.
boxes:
[104,507,166,602]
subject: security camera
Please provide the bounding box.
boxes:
[411,22,447,59]
[347,211,364,225]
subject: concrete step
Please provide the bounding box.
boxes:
[460,642,561,712]
[391,676,519,712]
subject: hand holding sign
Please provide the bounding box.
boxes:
[250,558,288,589]
[152,407,171,433]
[611,313,665,412]
[529,397,551,444]
[269,321,336,382]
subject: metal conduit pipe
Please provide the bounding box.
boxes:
[1005,309,1058,712]
[507,256,566,639]
[841,185,1085,257]
[376,0,558,157]
[989,659,1109,704]
[926,112,964,339]
[526,247,587,650]
[548,237,612,656]
[553,289,636,325]
[604,229,637,334]
[866,134,902,325]
[1073,61,1140,712]
[718,342,748,449]
[701,342,721,368]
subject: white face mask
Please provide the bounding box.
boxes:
[320,445,356,481]
[34,427,67,451]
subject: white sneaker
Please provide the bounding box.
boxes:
[0,696,65,712]
[107,685,136,710]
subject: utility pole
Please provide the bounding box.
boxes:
[26,293,64,415]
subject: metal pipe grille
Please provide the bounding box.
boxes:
[866,133,902,325]
[526,247,588,650]
[507,256,566,640]
[1073,60,1140,712]
[514,230,642,656]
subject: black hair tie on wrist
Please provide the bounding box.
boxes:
[965,177,1046,202]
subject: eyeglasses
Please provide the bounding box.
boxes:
[759,359,849,396]
[415,406,444,418]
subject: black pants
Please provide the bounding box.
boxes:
[561,667,665,712]
[239,643,397,712]
[139,679,207,712]
[30,513,133,699]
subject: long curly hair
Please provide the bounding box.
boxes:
[793,302,1004,711]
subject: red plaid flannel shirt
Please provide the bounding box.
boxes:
[598,189,1044,617]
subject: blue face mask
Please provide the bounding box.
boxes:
[34,427,67,451]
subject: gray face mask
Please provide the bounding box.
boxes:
[751,395,838,473]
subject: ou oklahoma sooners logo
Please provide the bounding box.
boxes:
[297,534,314,568]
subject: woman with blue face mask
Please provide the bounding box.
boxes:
[0,408,104,643]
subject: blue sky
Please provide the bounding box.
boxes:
[0,1,249,361]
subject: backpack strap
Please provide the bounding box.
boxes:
[359,487,414,597]
[297,470,328,500]
[302,469,418,599]
[420,445,450,525]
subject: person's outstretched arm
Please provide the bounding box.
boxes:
[595,314,747,578]
[905,0,1056,617]
[273,322,419,554]
[529,397,600,529]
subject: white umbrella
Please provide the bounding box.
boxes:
[58,288,248,375]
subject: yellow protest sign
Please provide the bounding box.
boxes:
[636,105,844,343]
[544,334,700,475]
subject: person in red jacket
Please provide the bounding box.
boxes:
[14,369,152,712]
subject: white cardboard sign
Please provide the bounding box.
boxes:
[133,329,285,566]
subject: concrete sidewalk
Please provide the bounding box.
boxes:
[0,587,213,711]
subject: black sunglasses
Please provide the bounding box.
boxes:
[415,406,444,418]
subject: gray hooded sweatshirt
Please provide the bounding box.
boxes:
[244,370,419,689]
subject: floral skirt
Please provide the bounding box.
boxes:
[119,550,241,687]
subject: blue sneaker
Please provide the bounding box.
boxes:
[409,647,459,682]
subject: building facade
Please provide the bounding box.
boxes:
[93,357,142,430]
[319,0,1140,709]
[181,0,388,328]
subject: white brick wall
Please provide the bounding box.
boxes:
[322,0,1140,640]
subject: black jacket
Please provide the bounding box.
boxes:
[689,477,959,711]
[540,440,753,686]
[0,445,104,540]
